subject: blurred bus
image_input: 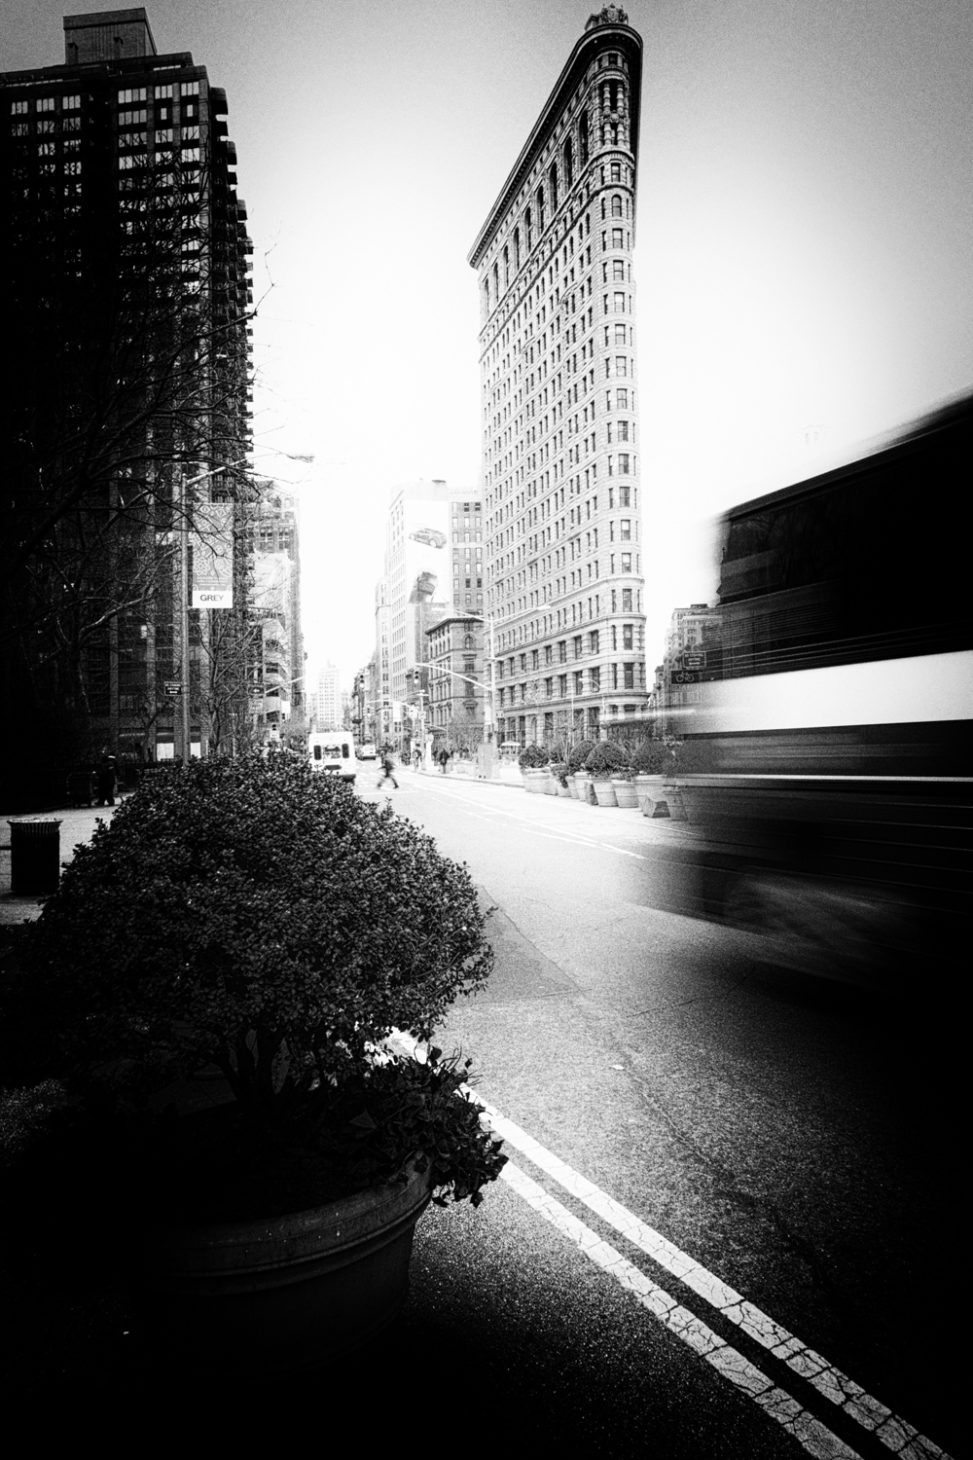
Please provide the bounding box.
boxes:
[658,393,972,988]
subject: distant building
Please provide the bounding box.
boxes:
[425,613,488,751]
[250,481,304,743]
[308,663,341,731]
[378,479,482,749]
[648,602,723,720]
[468,7,647,749]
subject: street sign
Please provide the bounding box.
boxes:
[164,679,182,696]
[683,653,706,669]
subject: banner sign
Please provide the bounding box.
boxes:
[191,502,234,608]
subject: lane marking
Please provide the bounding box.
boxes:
[390,1031,952,1460]
[502,1158,863,1460]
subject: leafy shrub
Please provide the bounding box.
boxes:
[550,761,569,787]
[8,753,505,1212]
[631,740,675,776]
[584,741,631,779]
[517,744,549,768]
[567,739,598,774]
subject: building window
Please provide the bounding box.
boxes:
[623,624,634,650]
[623,663,635,689]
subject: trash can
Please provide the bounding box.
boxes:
[8,819,62,896]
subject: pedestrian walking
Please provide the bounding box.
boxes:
[377,753,399,790]
[413,747,422,770]
[438,747,449,774]
[95,754,117,807]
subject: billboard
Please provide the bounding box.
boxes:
[191,502,234,608]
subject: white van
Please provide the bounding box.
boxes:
[308,732,356,783]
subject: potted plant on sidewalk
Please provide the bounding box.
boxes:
[550,761,571,797]
[1,752,506,1377]
[631,739,677,816]
[583,740,631,806]
[567,739,598,801]
[518,743,551,792]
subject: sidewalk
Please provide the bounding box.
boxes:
[0,803,117,924]
[413,759,525,788]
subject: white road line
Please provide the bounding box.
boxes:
[390,1031,952,1460]
[502,1159,864,1460]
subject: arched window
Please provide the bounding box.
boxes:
[513,226,521,270]
[611,195,623,217]
[537,185,545,231]
[503,244,510,291]
[579,113,589,165]
[549,162,558,210]
[525,207,533,250]
[563,137,574,187]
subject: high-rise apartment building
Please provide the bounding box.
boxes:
[1,9,252,786]
[468,6,646,748]
[308,663,341,732]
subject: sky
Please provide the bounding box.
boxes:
[4,0,972,687]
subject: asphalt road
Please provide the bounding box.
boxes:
[1,772,961,1454]
[355,768,963,1459]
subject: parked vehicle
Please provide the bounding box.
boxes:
[308,732,356,783]
[358,742,377,760]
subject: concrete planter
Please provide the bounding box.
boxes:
[611,777,639,809]
[590,777,618,807]
[635,775,672,817]
[138,1160,432,1376]
[572,772,596,804]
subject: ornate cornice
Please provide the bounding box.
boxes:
[468,19,642,269]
